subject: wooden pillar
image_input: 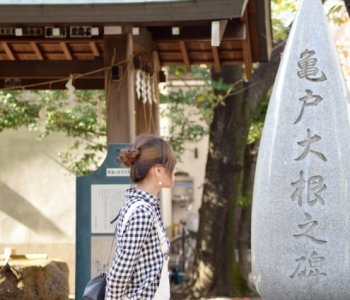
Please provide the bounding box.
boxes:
[151,51,161,135]
[135,101,150,135]
[104,33,135,144]
[241,10,253,80]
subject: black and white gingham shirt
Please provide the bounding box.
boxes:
[105,187,169,300]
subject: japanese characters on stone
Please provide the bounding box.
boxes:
[290,48,328,282]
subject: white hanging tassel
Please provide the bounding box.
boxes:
[65,74,76,108]
[19,90,38,103]
[141,71,147,104]
[38,106,47,133]
[146,73,153,105]
[135,70,142,100]
[18,90,27,102]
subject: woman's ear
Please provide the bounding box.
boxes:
[154,165,162,176]
[150,165,161,178]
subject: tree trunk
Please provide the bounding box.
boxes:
[344,0,350,18]
[189,42,285,299]
[237,206,251,283]
[237,142,259,284]
[190,65,250,298]
[186,1,347,295]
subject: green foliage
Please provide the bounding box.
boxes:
[254,0,348,146]
[5,0,344,176]
[271,0,348,43]
[160,104,208,155]
[0,65,233,173]
[327,3,348,25]
[271,0,298,42]
[59,140,107,176]
[0,92,40,131]
[246,0,298,144]
[237,193,252,208]
[0,90,106,175]
[163,66,232,114]
[0,65,235,174]
[246,88,270,145]
[247,121,263,145]
[160,66,233,157]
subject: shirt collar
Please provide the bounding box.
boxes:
[125,187,160,206]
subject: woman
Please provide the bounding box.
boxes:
[105,135,176,300]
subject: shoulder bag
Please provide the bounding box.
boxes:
[83,201,148,300]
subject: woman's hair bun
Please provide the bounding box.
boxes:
[119,148,140,167]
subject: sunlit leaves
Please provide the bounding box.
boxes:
[160,66,233,157]
[59,141,107,176]
[160,103,208,156]
[247,89,270,145]
[327,2,348,25]
[0,90,106,175]
[0,92,40,131]
[271,0,298,42]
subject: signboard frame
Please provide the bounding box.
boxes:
[75,143,130,299]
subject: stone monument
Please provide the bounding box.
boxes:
[251,0,350,299]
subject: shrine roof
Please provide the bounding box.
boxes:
[0,0,272,89]
[0,0,247,23]
[1,0,186,2]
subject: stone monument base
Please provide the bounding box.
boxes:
[0,259,69,300]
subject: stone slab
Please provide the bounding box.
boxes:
[0,259,69,300]
[251,0,350,299]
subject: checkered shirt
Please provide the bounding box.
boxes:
[105,187,169,300]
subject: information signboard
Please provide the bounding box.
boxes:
[75,144,130,299]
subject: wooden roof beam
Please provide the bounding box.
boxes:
[89,42,100,57]
[0,60,104,78]
[1,42,15,60]
[163,60,242,66]
[211,20,228,47]
[211,47,221,74]
[240,0,249,19]
[133,28,154,54]
[30,42,44,60]
[152,20,244,42]
[59,42,73,60]
[179,41,191,72]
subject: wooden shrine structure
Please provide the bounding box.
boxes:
[0,0,272,144]
[0,1,273,298]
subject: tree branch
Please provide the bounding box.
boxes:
[246,41,285,116]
